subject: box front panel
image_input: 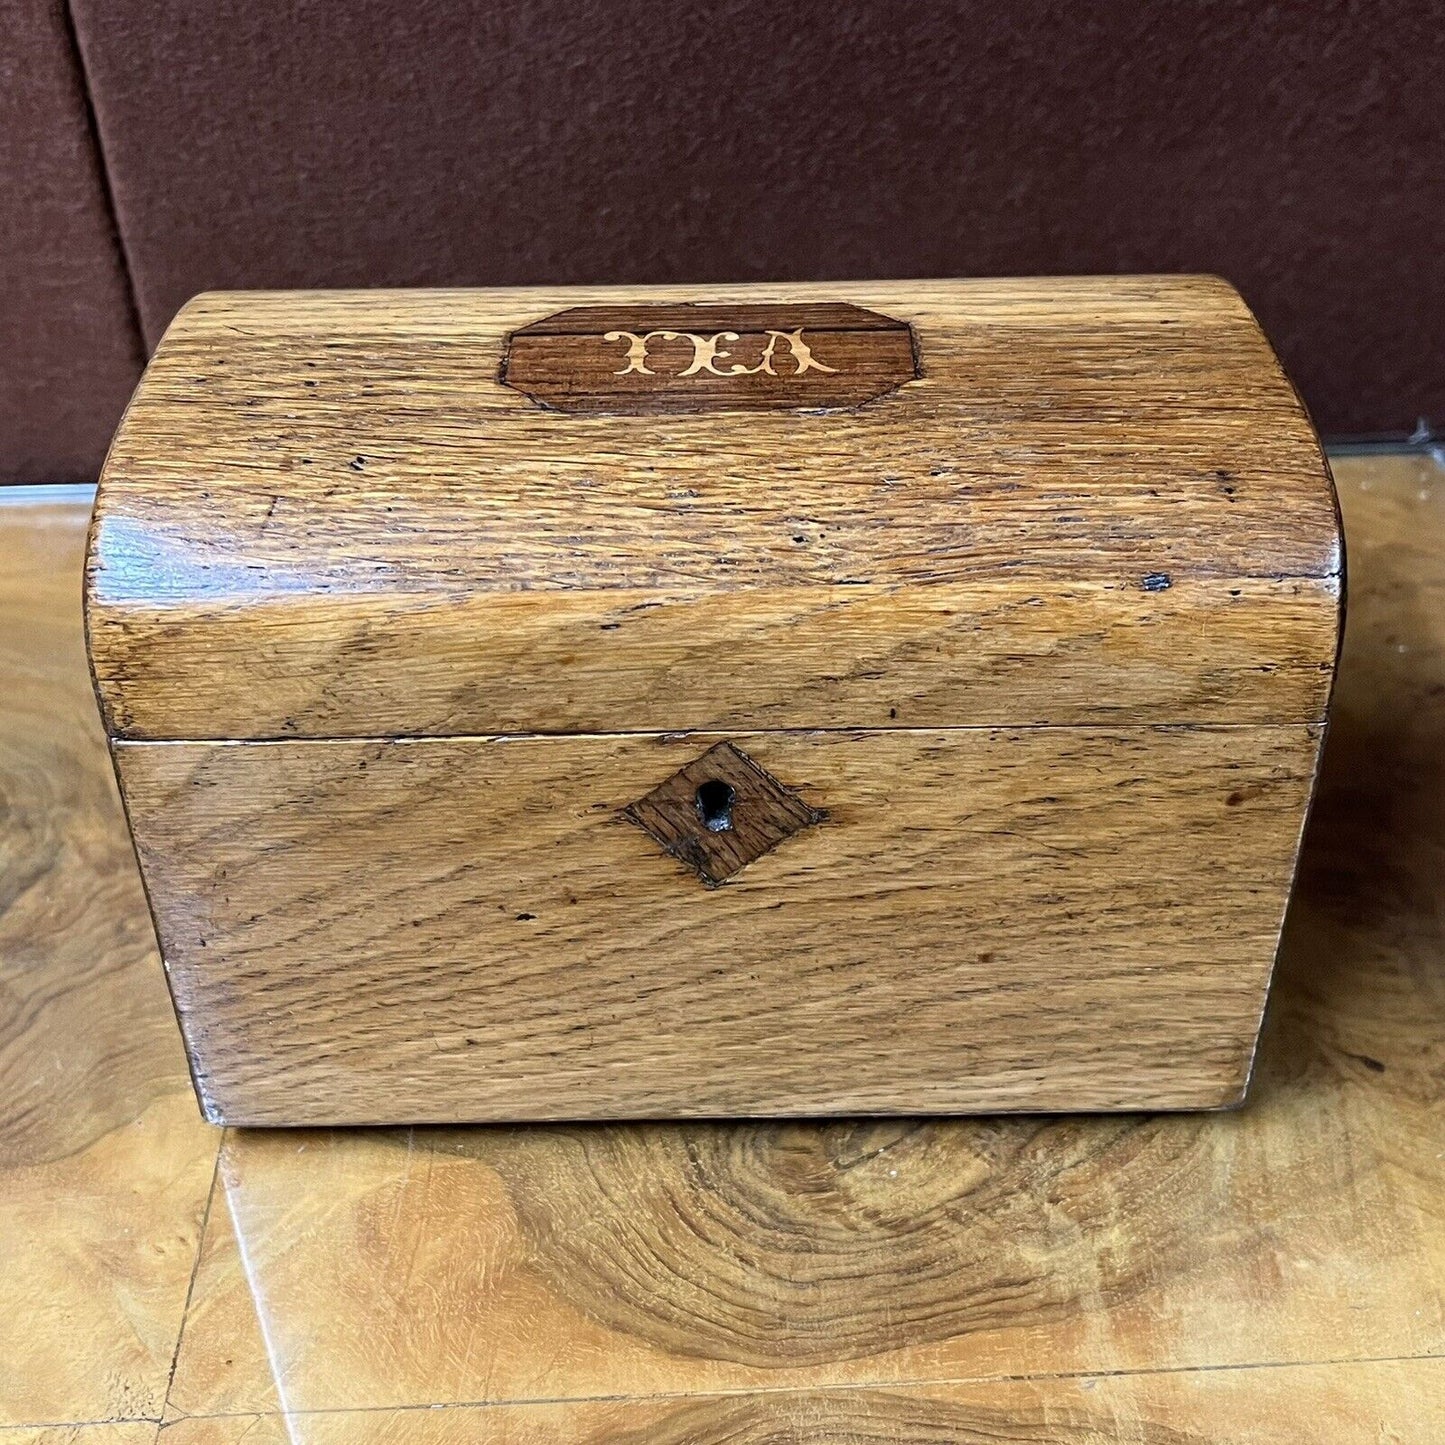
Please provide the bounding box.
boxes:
[116,726,1320,1124]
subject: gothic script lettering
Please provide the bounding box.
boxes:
[602,328,839,378]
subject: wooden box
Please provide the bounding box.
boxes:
[85,278,1342,1125]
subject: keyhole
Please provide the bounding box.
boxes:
[695,779,735,832]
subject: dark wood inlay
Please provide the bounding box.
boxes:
[622,741,825,886]
[502,302,917,413]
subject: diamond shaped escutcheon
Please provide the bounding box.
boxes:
[622,742,826,887]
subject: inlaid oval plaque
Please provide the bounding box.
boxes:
[501,302,917,414]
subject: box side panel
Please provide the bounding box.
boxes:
[114,725,1322,1124]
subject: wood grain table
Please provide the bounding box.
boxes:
[2,451,1442,1443]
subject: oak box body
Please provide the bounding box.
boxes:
[85,278,1342,1125]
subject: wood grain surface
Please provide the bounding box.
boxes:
[85,277,1341,741]
[155,1362,1445,1445]
[4,451,1443,1438]
[0,1429,157,1445]
[87,574,1341,741]
[0,501,215,1427]
[117,723,1318,1123]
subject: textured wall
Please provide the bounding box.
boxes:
[8,1,1445,483]
[0,0,143,484]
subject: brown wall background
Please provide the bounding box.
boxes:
[5,0,1444,483]
[0,0,143,485]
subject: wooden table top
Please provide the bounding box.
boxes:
[2,451,1442,1443]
